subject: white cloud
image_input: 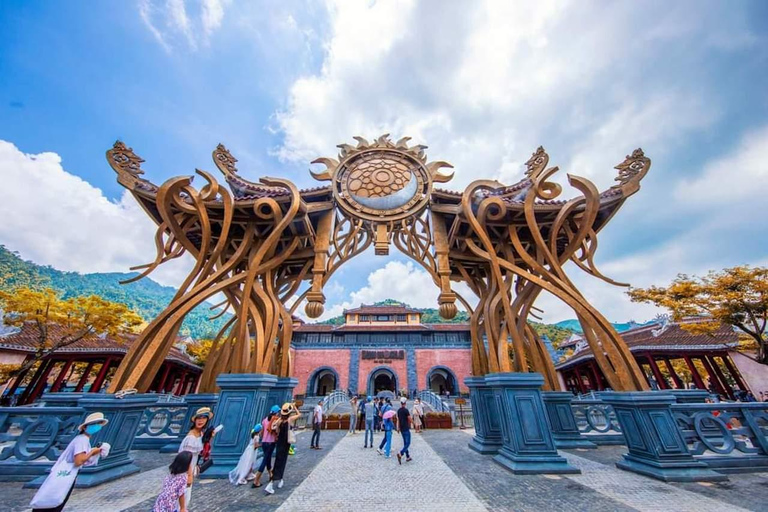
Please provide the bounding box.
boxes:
[0,140,193,289]
[138,0,228,52]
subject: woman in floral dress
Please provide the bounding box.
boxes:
[153,451,192,512]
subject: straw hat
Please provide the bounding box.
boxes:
[280,402,292,415]
[79,412,109,431]
[193,407,213,420]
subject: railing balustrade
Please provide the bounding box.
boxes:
[672,402,768,473]
[134,400,188,450]
[322,389,350,414]
[0,406,85,481]
[417,390,449,413]
[571,399,624,445]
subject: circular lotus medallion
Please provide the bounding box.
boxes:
[335,149,429,221]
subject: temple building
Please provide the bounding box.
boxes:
[291,303,472,397]
[0,322,201,405]
[555,317,757,399]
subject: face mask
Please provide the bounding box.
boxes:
[85,424,103,435]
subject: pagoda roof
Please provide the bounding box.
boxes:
[555,318,738,370]
[0,322,201,371]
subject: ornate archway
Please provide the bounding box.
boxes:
[426,365,458,395]
[105,134,650,394]
[367,366,399,396]
[307,366,339,396]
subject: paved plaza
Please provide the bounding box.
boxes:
[2,428,767,511]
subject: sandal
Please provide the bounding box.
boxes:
[252,482,262,488]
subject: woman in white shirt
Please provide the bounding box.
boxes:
[31,412,109,512]
[178,407,214,507]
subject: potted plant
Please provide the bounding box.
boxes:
[324,413,341,430]
[425,411,453,429]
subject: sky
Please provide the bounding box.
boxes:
[0,0,767,325]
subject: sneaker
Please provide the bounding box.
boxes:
[397,453,402,465]
[406,457,413,462]
[385,455,391,458]
[277,479,284,489]
[264,482,274,495]
[377,448,383,455]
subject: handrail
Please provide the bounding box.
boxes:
[322,389,349,413]
[417,390,449,413]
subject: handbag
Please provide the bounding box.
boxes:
[287,427,297,444]
[29,458,79,508]
[198,456,214,474]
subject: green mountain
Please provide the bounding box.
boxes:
[0,245,231,339]
[554,318,651,334]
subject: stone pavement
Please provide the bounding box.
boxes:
[2,428,768,511]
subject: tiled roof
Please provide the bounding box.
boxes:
[555,318,738,370]
[294,323,470,333]
[0,322,201,370]
[344,304,421,315]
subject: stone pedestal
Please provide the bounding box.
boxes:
[465,376,502,454]
[664,389,711,403]
[205,374,279,479]
[28,394,157,488]
[601,392,726,482]
[542,392,596,449]
[486,373,579,474]
[39,392,85,408]
[160,393,219,453]
[270,377,298,410]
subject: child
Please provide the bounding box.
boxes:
[229,424,262,485]
[154,451,191,512]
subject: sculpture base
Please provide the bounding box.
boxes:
[465,376,502,454]
[542,392,597,450]
[204,374,285,479]
[486,373,579,474]
[601,392,726,482]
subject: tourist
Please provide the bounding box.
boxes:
[374,397,383,431]
[357,395,366,430]
[310,399,323,450]
[377,399,394,454]
[253,405,280,488]
[229,424,262,485]
[396,397,413,464]
[153,451,192,512]
[348,396,358,434]
[264,402,301,495]
[380,409,396,458]
[30,412,109,512]
[363,396,375,448]
[178,407,215,507]
[412,398,423,433]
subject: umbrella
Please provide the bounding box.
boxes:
[383,410,396,420]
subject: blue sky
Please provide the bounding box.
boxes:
[1,1,767,323]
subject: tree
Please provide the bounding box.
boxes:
[186,338,213,366]
[0,287,143,377]
[628,266,768,363]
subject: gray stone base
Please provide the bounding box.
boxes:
[493,449,581,474]
[617,455,727,482]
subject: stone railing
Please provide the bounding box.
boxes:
[134,400,188,450]
[0,406,85,482]
[322,389,350,414]
[571,399,624,445]
[672,402,768,473]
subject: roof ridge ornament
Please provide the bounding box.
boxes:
[107,141,145,177]
[612,148,650,194]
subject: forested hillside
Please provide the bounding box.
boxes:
[0,246,231,338]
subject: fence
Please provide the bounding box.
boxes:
[672,402,768,473]
[571,399,624,445]
[0,406,85,481]
[134,399,189,450]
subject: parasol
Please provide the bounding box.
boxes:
[383,410,396,420]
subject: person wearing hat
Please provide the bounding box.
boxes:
[252,404,280,488]
[30,412,109,511]
[229,423,263,485]
[264,402,300,495]
[179,407,215,507]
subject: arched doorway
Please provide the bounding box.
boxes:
[367,366,398,397]
[307,367,339,396]
[426,366,457,396]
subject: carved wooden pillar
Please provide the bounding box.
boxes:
[75,361,96,392]
[646,354,668,390]
[50,359,74,392]
[663,357,684,389]
[683,355,705,390]
[90,358,114,393]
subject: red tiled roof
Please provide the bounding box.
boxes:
[0,322,201,370]
[555,318,738,370]
[344,304,421,315]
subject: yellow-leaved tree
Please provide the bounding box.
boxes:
[0,287,143,377]
[186,338,213,366]
[627,266,768,364]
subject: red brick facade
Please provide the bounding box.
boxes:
[415,349,472,393]
[293,349,351,395]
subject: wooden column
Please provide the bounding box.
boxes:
[22,359,56,404]
[90,358,114,393]
[174,370,188,395]
[74,361,95,392]
[573,366,587,394]
[706,355,733,400]
[663,357,684,389]
[721,355,748,392]
[587,360,604,390]
[683,356,705,390]
[50,359,75,392]
[188,374,200,394]
[157,364,172,393]
[697,356,726,397]
[4,356,33,399]
[646,354,668,390]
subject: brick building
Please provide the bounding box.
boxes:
[291,304,472,397]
